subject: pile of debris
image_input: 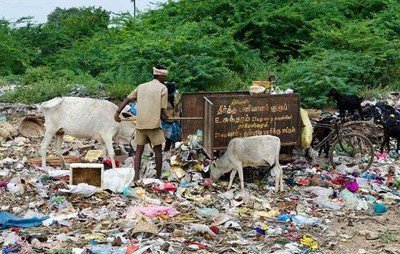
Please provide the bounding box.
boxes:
[1,101,400,254]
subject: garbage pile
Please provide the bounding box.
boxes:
[1,103,400,253]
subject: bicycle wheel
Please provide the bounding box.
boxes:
[329,133,374,171]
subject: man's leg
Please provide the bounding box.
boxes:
[154,144,162,178]
[164,139,172,152]
[134,145,144,181]
[148,128,166,179]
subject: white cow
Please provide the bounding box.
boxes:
[40,97,136,168]
[210,135,283,192]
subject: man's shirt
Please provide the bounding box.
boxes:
[127,79,168,129]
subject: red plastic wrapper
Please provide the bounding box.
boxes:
[103,159,121,168]
[153,182,177,192]
[209,225,219,234]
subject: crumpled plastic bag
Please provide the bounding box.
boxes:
[2,232,22,245]
[249,85,266,95]
[42,213,78,227]
[6,177,24,195]
[196,207,219,219]
[292,215,319,226]
[303,186,333,198]
[300,108,313,149]
[190,224,216,236]
[103,167,135,193]
[339,189,369,210]
[303,186,342,211]
[59,183,97,197]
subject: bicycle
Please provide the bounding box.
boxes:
[311,113,375,171]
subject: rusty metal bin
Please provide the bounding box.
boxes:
[181,92,301,157]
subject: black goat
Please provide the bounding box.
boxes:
[374,103,400,153]
[328,88,364,121]
[311,114,336,158]
[381,115,400,153]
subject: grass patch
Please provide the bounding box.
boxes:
[359,85,393,101]
[379,230,398,244]
[49,249,73,254]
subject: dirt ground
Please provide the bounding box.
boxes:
[319,208,400,254]
[292,151,400,254]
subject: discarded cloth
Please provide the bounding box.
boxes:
[0,212,48,229]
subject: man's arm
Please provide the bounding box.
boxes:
[114,97,134,122]
[161,108,169,121]
[115,88,138,122]
[160,86,169,121]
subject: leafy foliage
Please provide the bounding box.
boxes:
[0,1,399,106]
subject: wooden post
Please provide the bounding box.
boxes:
[203,97,214,158]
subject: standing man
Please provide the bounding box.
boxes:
[114,66,169,181]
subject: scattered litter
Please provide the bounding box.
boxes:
[0,101,399,253]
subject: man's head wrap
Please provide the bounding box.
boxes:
[153,67,168,76]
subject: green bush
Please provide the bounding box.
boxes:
[0,1,399,105]
[1,80,71,104]
[0,68,102,103]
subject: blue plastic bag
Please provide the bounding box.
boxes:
[162,121,182,142]
[128,103,137,116]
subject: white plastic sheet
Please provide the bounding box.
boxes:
[102,167,135,193]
